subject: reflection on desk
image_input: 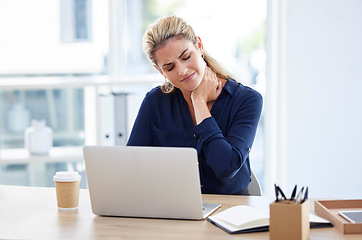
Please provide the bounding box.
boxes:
[0,185,361,240]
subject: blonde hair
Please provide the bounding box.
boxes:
[143,15,233,93]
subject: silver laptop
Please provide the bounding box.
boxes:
[83,146,220,220]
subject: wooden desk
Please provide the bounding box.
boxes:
[0,185,361,239]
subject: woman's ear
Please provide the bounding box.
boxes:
[154,65,165,78]
[196,36,204,55]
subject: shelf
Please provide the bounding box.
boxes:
[0,74,162,90]
[0,146,83,165]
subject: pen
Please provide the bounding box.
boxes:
[296,187,305,204]
[274,184,279,202]
[290,185,297,200]
[277,186,287,200]
[302,187,308,203]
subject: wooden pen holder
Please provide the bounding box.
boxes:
[270,200,310,240]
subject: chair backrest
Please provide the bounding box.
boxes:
[248,170,262,196]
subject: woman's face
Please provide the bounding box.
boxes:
[154,36,206,94]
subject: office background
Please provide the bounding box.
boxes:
[0,0,361,199]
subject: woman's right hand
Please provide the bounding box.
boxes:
[191,66,222,105]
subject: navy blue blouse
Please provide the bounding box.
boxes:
[127,78,263,195]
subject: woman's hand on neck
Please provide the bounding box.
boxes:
[183,67,225,125]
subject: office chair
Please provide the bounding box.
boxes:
[248,170,262,196]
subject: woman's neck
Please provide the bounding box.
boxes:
[181,77,227,125]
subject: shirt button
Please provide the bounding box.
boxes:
[248,148,251,152]
[200,185,203,188]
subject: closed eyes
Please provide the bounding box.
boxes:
[166,54,191,72]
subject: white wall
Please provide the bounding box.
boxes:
[268,0,362,198]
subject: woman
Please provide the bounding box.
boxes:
[127,15,263,195]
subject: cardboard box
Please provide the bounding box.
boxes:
[315,199,362,234]
[270,200,309,240]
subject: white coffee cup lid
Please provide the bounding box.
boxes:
[53,171,81,182]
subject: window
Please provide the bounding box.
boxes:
[60,0,93,43]
[0,0,107,150]
[0,0,266,190]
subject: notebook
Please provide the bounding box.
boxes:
[207,205,332,234]
[83,146,220,220]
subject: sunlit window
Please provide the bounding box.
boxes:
[0,0,266,189]
[60,0,93,43]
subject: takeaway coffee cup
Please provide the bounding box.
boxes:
[53,171,81,210]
